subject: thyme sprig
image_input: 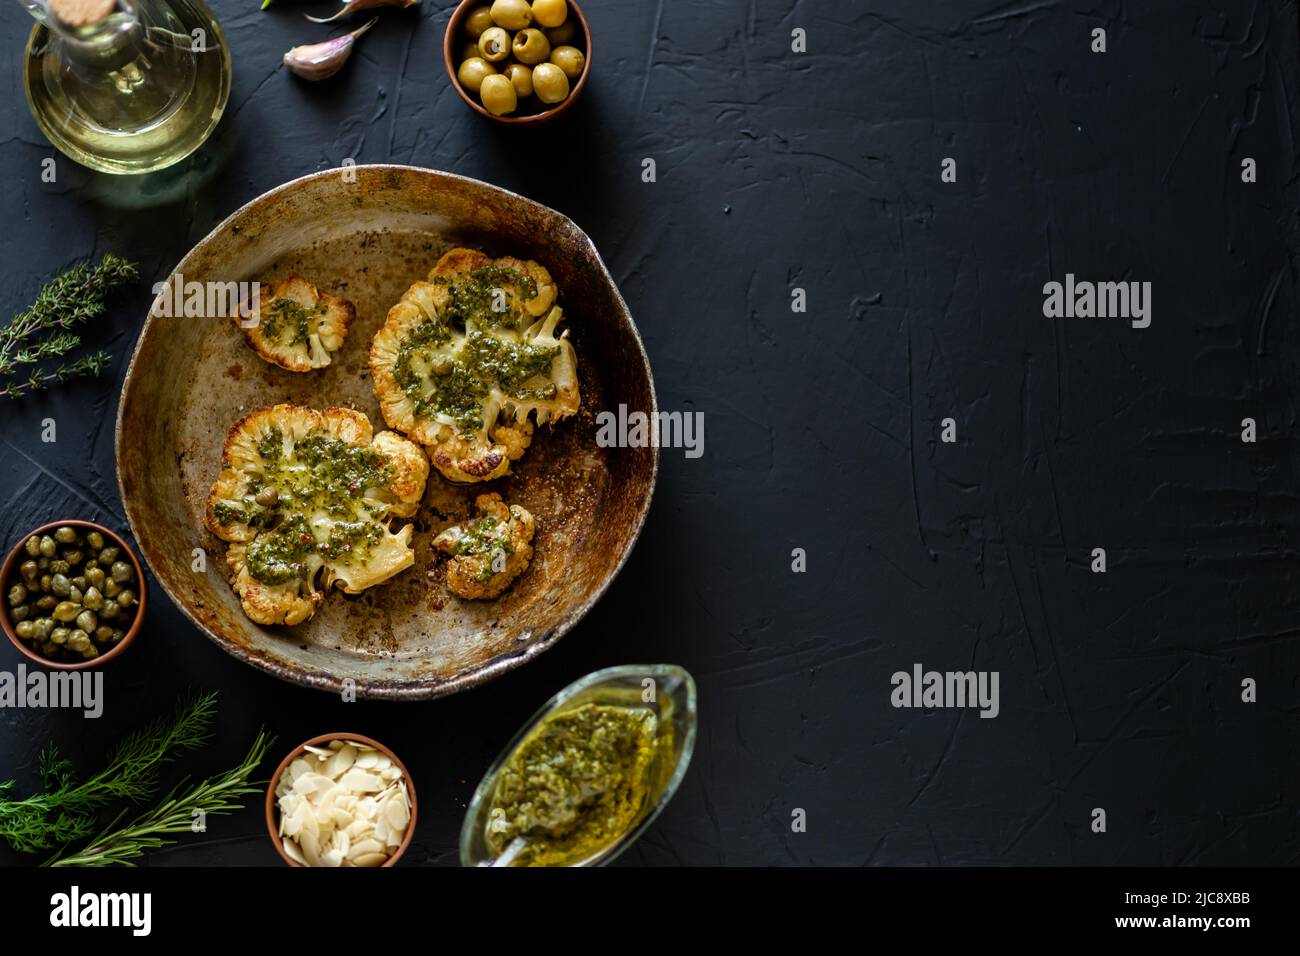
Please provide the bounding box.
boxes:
[47,730,274,867]
[0,693,217,854]
[0,254,138,399]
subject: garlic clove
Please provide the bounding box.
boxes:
[306,0,418,25]
[283,17,379,82]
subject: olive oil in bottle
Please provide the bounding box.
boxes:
[21,0,231,175]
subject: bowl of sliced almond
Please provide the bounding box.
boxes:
[266,733,416,867]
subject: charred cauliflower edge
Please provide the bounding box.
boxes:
[237,274,356,372]
[204,404,429,626]
[433,493,536,600]
[368,248,580,483]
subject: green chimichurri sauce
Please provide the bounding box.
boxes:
[212,428,394,585]
[484,703,664,867]
[260,298,322,346]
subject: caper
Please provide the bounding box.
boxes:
[504,62,534,97]
[19,560,38,583]
[67,631,91,652]
[531,0,566,29]
[54,527,77,544]
[491,0,532,30]
[541,382,557,399]
[111,628,124,643]
[116,588,137,610]
[38,574,51,592]
[549,44,584,79]
[81,644,99,660]
[50,574,70,597]
[32,618,52,640]
[15,620,34,640]
[71,576,86,591]
[36,556,49,571]
[104,578,120,598]
[38,536,56,558]
[457,56,498,94]
[7,584,27,606]
[68,586,83,603]
[544,19,576,45]
[63,549,83,566]
[52,601,80,622]
[86,531,104,551]
[111,561,133,584]
[99,545,120,564]
[100,600,120,621]
[35,596,56,611]
[94,626,114,643]
[50,627,69,645]
[49,560,69,575]
[512,27,550,65]
[254,486,279,507]
[86,567,105,589]
[11,605,30,622]
[75,610,97,634]
[24,536,40,558]
[82,587,104,611]
[464,4,494,37]
[478,26,510,62]
[479,73,518,115]
[532,61,569,103]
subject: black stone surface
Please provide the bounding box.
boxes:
[1,0,1298,866]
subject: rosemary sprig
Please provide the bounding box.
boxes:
[0,693,217,854]
[47,730,274,867]
[0,254,137,394]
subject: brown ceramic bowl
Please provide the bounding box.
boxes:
[444,0,591,124]
[266,732,418,867]
[0,519,147,670]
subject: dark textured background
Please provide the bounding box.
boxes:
[1,0,1298,866]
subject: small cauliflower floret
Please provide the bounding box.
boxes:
[369,248,578,484]
[433,493,535,600]
[238,275,355,372]
[204,404,430,626]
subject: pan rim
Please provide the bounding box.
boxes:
[114,164,660,701]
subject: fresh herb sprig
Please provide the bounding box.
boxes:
[0,254,137,399]
[0,693,216,854]
[47,730,274,867]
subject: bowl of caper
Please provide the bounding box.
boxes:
[444,0,590,123]
[1,520,146,669]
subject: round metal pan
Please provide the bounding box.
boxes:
[115,165,657,700]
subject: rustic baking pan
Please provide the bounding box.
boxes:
[116,165,657,700]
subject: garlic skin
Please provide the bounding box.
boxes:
[307,0,418,25]
[283,17,378,82]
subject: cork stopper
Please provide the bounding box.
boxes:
[49,0,117,28]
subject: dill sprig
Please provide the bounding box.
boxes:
[47,730,274,868]
[0,254,137,397]
[0,693,217,854]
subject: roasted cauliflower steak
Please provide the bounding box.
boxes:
[204,404,430,626]
[369,248,579,483]
[433,493,536,600]
[238,275,356,372]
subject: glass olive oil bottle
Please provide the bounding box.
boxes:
[20,0,231,175]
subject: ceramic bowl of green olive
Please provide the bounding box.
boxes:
[1,520,146,669]
[444,0,590,123]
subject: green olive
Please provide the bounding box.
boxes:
[490,0,532,30]
[54,527,77,544]
[52,601,80,622]
[464,4,494,37]
[549,44,584,79]
[461,40,481,62]
[478,26,511,62]
[86,531,104,551]
[479,72,518,115]
[532,62,569,103]
[510,27,550,65]
[7,584,27,606]
[545,20,576,46]
[531,0,566,29]
[504,62,534,97]
[457,55,498,94]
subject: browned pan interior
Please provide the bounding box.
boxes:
[116,166,657,699]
